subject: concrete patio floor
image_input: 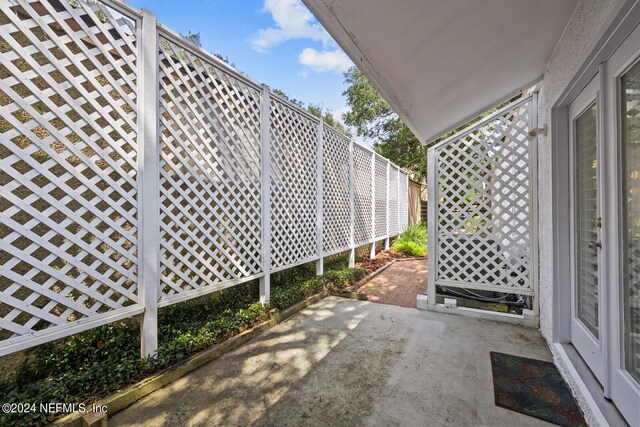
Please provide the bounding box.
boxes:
[111,297,554,427]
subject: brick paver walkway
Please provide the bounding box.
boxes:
[356,259,427,308]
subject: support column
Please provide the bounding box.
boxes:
[260,85,271,303]
[316,119,324,276]
[138,9,160,357]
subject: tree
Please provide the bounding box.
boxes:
[181,30,202,47]
[180,31,235,67]
[306,103,351,136]
[272,91,351,136]
[342,67,425,180]
[180,31,351,137]
[342,67,523,182]
[272,88,304,108]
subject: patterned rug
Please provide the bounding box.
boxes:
[490,352,587,426]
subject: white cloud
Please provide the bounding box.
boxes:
[298,48,352,74]
[250,0,330,52]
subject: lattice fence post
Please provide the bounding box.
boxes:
[316,119,324,275]
[139,9,160,357]
[370,152,376,259]
[260,85,271,303]
[385,160,390,249]
[405,173,409,230]
[348,140,356,267]
[397,168,401,234]
[427,149,437,309]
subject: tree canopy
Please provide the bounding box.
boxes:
[342,67,426,180]
[342,67,523,182]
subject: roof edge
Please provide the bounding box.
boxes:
[302,0,424,141]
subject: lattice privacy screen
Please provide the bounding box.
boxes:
[0,0,410,355]
[158,35,263,302]
[0,0,140,343]
[374,155,388,239]
[429,97,534,294]
[353,144,374,245]
[269,98,319,270]
[323,126,351,254]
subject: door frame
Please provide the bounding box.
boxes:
[551,1,640,425]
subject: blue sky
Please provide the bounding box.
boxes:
[128,0,357,135]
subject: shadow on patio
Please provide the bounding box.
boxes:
[110,297,553,427]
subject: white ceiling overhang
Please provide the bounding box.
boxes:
[303,0,578,143]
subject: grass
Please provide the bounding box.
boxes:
[392,222,427,256]
[0,258,366,427]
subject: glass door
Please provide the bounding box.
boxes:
[569,75,605,382]
[605,20,640,426]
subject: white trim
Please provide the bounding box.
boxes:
[260,85,272,303]
[428,96,532,150]
[427,148,437,309]
[429,304,539,328]
[156,24,261,91]
[551,3,640,425]
[348,139,356,268]
[157,274,265,308]
[551,343,611,427]
[567,74,605,383]
[424,81,541,146]
[529,92,540,318]
[316,119,324,276]
[138,8,160,357]
[436,280,534,296]
[0,306,144,357]
[269,256,320,274]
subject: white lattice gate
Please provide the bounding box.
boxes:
[426,96,538,317]
[0,0,410,357]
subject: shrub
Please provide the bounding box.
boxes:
[392,222,427,256]
[392,241,426,256]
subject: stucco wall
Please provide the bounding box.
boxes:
[536,0,621,343]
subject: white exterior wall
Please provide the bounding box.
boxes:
[537,2,624,425]
[537,0,622,342]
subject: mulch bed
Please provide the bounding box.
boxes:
[355,249,414,273]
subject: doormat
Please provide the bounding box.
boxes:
[490,352,587,427]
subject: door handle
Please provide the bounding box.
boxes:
[588,240,602,249]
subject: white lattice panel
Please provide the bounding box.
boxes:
[374,156,388,239]
[158,36,262,299]
[269,99,318,269]
[322,126,350,253]
[0,0,139,343]
[353,145,373,245]
[388,165,399,236]
[433,99,532,291]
